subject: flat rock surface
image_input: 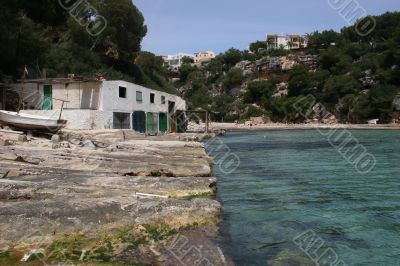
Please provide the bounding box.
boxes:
[0,130,229,265]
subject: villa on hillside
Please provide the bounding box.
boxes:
[163,53,195,71]
[163,50,216,71]
[266,34,308,50]
[194,51,216,64]
[9,78,187,133]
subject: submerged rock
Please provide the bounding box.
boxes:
[269,250,315,266]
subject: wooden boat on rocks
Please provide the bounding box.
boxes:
[0,110,67,132]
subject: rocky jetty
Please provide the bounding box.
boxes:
[0,129,231,265]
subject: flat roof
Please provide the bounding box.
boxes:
[16,78,101,84]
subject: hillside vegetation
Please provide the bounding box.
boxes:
[1,2,399,123]
[178,12,400,124]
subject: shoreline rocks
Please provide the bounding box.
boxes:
[0,130,232,265]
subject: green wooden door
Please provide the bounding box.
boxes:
[153,113,159,133]
[159,113,168,133]
[146,112,154,134]
[43,85,53,110]
[132,111,146,133]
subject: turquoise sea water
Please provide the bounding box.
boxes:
[208,130,400,266]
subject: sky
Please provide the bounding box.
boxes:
[133,0,400,55]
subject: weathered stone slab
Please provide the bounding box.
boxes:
[0,130,224,265]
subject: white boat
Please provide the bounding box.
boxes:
[0,110,67,132]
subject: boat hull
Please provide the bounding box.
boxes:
[0,111,67,132]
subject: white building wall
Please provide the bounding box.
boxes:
[100,81,186,113]
[53,82,101,110]
[164,53,195,68]
[194,51,216,64]
[13,80,186,131]
[277,36,289,49]
[267,34,308,50]
[12,82,101,110]
[100,81,186,131]
[51,82,101,110]
[20,109,113,130]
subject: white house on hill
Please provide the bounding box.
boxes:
[266,34,308,50]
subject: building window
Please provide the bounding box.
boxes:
[136,91,142,103]
[113,112,131,129]
[161,96,166,104]
[150,93,155,104]
[119,86,127,98]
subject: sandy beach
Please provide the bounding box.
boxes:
[206,122,400,131]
